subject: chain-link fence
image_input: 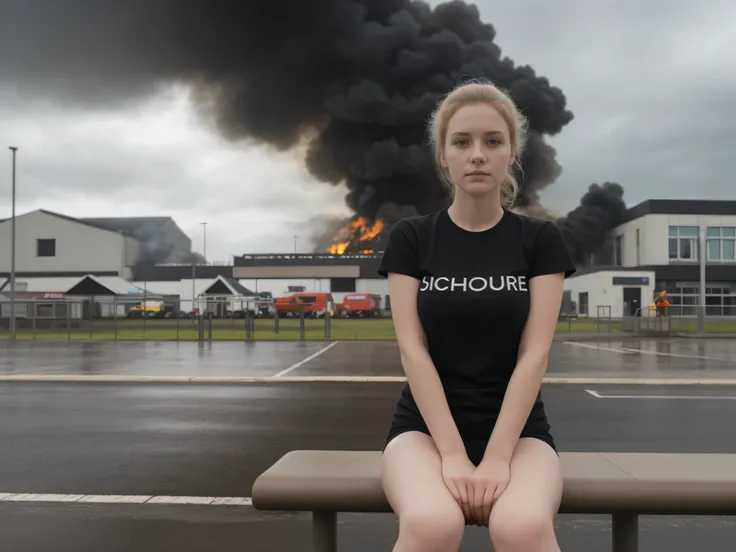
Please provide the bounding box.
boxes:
[557,305,618,333]
[621,305,736,336]
[0,296,396,341]
[2,297,734,341]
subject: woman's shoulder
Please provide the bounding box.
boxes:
[387,209,444,241]
[394,209,443,230]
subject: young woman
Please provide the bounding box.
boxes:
[378,79,576,552]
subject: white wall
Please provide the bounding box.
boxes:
[565,270,656,317]
[0,211,130,275]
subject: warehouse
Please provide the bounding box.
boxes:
[0,209,192,280]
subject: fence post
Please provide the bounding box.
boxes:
[325,310,331,341]
[114,296,119,340]
[207,312,213,342]
[300,305,305,341]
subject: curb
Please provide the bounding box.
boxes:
[2,375,736,385]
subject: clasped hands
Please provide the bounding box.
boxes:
[441,451,510,526]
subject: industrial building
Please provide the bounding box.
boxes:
[566,199,736,318]
[1,199,734,319]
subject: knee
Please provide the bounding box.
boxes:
[397,506,465,552]
[489,505,554,552]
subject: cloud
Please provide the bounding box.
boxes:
[1,0,734,261]
[471,0,736,212]
[0,85,350,260]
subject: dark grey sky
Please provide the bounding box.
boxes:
[0,0,733,262]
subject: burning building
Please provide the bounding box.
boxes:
[325,217,386,255]
[4,0,627,265]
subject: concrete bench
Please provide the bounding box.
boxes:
[252,450,736,552]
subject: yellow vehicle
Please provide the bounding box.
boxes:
[127,301,173,318]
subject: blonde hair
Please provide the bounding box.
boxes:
[428,78,528,209]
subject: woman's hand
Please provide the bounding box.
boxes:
[467,453,511,526]
[440,451,476,522]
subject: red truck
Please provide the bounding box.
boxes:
[337,294,382,317]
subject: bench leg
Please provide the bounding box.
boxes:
[612,513,638,552]
[313,511,337,552]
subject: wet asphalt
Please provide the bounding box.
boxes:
[1,337,736,379]
[1,338,736,551]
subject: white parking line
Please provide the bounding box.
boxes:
[563,341,734,363]
[0,493,252,506]
[615,347,735,363]
[271,341,341,378]
[562,342,636,354]
[584,388,736,400]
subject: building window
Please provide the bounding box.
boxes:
[657,282,736,316]
[635,229,640,265]
[578,292,588,316]
[37,238,56,257]
[668,226,698,261]
[614,235,623,266]
[706,227,736,262]
[330,278,356,292]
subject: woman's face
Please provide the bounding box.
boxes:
[441,102,514,198]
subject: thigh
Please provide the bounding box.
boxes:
[381,430,464,519]
[490,436,562,521]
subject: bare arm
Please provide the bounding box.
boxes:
[484,272,565,461]
[388,272,465,458]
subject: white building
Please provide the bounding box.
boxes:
[0,209,193,280]
[566,199,736,317]
[0,210,141,279]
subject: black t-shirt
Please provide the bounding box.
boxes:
[378,207,576,433]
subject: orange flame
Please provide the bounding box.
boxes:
[326,217,384,254]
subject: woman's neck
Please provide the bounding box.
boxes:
[447,192,504,232]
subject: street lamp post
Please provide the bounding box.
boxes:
[698,221,706,334]
[8,146,17,340]
[200,222,207,264]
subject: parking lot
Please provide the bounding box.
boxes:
[1,337,736,551]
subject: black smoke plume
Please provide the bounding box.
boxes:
[557,182,627,264]
[1,0,624,260]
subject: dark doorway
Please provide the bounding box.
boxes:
[623,287,642,316]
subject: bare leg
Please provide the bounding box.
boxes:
[381,431,466,552]
[488,437,563,552]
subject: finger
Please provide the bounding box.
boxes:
[446,481,462,508]
[466,483,477,524]
[456,482,471,521]
[471,483,485,525]
[482,486,494,526]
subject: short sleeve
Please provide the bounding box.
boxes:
[529,222,576,279]
[377,219,421,279]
